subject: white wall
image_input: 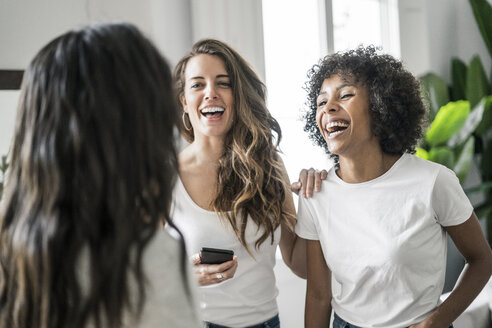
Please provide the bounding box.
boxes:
[398,0,491,80]
[456,0,492,72]
[190,0,265,81]
[0,0,194,157]
[0,0,195,69]
[0,91,20,157]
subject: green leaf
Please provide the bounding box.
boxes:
[469,0,492,58]
[451,58,467,101]
[426,101,470,147]
[448,99,486,147]
[420,73,450,121]
[453,137,474,184]
[1,155,8,174]
[415,147,429,160]
[475,96,492,136]
[466,55,491,109]
[428,147,455,169]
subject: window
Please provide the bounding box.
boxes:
[262,0,330,183]
[332,0,400,57]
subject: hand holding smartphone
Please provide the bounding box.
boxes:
[200,247,234,264]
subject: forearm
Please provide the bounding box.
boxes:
[424,258,492,327]
[421,215,492,327]
[305,291,332,327]
[279,222,307,278]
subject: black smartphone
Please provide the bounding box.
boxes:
[200,247,234,264]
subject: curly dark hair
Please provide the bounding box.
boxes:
[303,46,427,160]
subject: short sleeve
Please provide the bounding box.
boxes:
[295,196,320,240]
[431,166,473,227]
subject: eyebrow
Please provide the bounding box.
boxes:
[188,74,230,81]
[317,83,357,97]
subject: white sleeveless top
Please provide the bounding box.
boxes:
[171,177,280,327]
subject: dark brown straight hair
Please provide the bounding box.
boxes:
[0,23,186,328]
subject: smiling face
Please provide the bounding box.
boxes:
[180,54,234,140]
[316,74,379,157]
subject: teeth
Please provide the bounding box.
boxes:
[325,121,349,130]
[201,107,225,113]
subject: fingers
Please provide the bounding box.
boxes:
[314,169,328,192]
[193,256,238,286]
[305,168,316,198]
[215,256,237,272]
[296,169,309,198]
[295,168,328,198]
[190,252,201,265]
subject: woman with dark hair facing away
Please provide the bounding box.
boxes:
[295,46,492,328]
[172,39,306,328]
[0,23,200,328]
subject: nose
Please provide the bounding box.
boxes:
[204,85,218,100]
[322,102,339,114]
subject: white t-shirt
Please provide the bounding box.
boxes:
[296,153,473,328]
[171,177,280,327]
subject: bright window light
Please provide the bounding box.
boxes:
[332,0,400,57]
[262,0,332,184]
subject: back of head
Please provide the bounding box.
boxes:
[0,23,178,328]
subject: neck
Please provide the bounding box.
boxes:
[337,150,400,183]
[188,135,225,165]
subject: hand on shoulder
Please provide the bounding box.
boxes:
[290,168,328,198]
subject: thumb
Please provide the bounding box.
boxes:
[190,253,201,265]
[291,181,301,194]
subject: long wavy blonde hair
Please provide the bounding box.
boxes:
[174,39,294,251]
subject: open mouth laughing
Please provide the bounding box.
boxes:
[324,120,350,138]
[200,106,225,119]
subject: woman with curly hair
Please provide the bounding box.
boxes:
[172,39,305,328]
[295,46,492,328]
[0,23,200,328]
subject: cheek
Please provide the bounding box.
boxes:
[315,109,323,131]
[224,92,234,107]
[184,91,200,105]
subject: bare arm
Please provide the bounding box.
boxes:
[410,212,492,328]
[277,158,307,278]
[305,239,332,327]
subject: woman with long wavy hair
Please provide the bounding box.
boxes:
[172,39,305,328]
[0,23,200,328]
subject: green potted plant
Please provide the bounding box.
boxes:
[417,0,492,245]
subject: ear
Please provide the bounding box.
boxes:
[179,93,187,111]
